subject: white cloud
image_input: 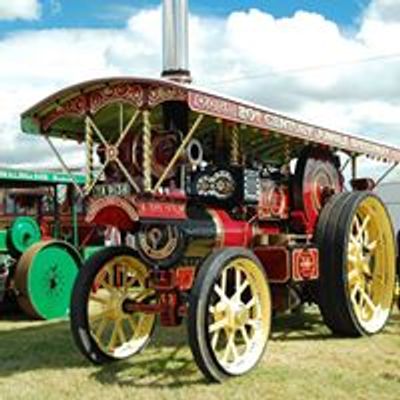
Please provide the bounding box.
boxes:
[1,0,400,180]
[0,0,41,21]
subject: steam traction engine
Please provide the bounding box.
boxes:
[20,0,400,382]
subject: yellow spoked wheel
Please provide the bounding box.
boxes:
[70,247,156,364]
[315,192,396,336]
[188,248,271,382]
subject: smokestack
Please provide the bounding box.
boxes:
[162,0,191,82]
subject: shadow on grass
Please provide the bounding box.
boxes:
[0,318,84,376]
[1,308,398,387]
[0,311,203,387]
[91,338,206,388]
[271,310,335,341]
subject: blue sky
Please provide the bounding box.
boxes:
[1,0,400,170]
[0,0,371,34]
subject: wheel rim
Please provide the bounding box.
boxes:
[207,257,271,375]
[87,255,155,359]
[346,196,395,333]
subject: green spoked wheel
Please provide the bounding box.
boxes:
[315,192,396,336]
[8,216,41,255]
[14,240,81,320]
[70,247,156,364]
[188,248,272,382]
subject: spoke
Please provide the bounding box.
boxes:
[89,294,108,305]
[124,274,138,292]
[348,254,358,264]
[350,284,363,317]
[220,269,227,293]
[359,215,370,237]
[366,240,378,252]
[353,214,371,246]
[209,318,227,333]
[89,309,109,323]
[350,233,360,245]
[108,322,119,350]
[360,260,372,277]
[127,315,137,334]
[211,330,220,351]
[229,335,239,362]
[359,286,376,314]
[214,284,230,302]
[353,216,361,235]
[245,297,257,310]
[121,268,128,290]
[94,317,108,340]
[348,242,357,254]
[348,268,361,287]
[222,332,235,363]
[95,271,113,291]
[240,327,251,348]
[117,320,127,344]
[106,264,115,287]
[130,287,155,302]
[235,268,242,290]
[247,318,261,329]
[237,279,250,296]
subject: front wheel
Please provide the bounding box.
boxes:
[70,246,156,364]
[187,248,272,382]
[315,192,396,336]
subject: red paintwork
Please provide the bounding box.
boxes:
[254,247,290,283]
[297,148,343,233]
[292,248,319,281]
[124,269,185,326]
[210,209,254,247]
[175,267,196,291]
[137,199,187,220]
[87,196,187,229]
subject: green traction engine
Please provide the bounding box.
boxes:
[0,169,93,320]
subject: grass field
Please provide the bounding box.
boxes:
[0,307,399,400]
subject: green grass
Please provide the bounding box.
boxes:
[0,308,399,400]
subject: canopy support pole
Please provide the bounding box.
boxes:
[44,136,84,197]
[351,154,358,180]
[231,124,240,165]
[374,162,399,188]
[143,110,152,192]
[85,116,94,191]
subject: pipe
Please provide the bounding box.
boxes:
[162,0,191,82]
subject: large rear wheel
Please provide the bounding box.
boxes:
[315,192,396,336]
[188,248,272,382]
[70,246,156,364]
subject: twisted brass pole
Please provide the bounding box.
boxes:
[143,110,152,192]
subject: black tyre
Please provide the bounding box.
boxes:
[187,248,272,382]
[315,192,396,336]
[70,246,155,364]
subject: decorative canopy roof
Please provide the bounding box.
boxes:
[21,77,400,163]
